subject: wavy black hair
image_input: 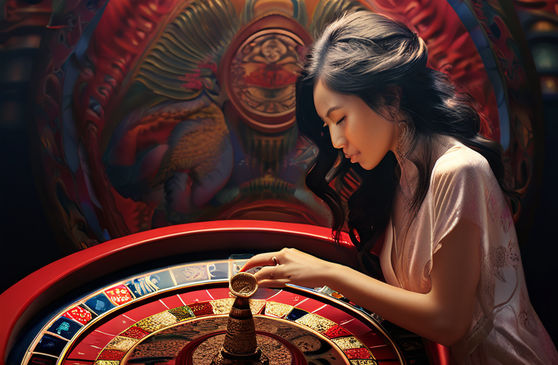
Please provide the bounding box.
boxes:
[296,10,517,276]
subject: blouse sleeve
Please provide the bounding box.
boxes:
[429,151,491,255]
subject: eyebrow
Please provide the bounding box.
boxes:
[326,105,342,117]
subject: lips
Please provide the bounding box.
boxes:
[344,151,360,162]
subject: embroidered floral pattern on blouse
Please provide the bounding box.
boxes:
[492,246,508,282]
[507,240,520,268]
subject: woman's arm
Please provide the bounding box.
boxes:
[241,219,481,346]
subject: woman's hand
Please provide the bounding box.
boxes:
[240,248,337,288]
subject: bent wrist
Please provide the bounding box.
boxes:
[321,261,351,292]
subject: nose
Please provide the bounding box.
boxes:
[329,125,346,150]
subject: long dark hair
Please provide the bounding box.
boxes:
[296,11,517,275]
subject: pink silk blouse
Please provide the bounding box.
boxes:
[380,136,557,364]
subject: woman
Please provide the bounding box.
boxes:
[240,10,557,364]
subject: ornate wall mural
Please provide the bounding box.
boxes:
[0,0,540,249]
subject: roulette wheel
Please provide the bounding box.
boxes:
[0,220,449,365]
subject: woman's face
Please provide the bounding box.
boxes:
[313,79,398,170]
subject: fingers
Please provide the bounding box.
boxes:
[239,252,281,272]
[255,263,289,288]
[258,278,289,288]
[253,265,284,281]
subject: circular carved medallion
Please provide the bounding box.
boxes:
[220,15,311,133]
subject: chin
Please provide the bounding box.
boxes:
[359,162,373,170]
[358,159,382,171]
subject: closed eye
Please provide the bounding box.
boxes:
[336,117,345,125]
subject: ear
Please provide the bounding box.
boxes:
[380,85,402,121]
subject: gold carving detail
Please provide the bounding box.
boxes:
[295,313,336,333]
[135,311,178,332]
[210,298,236,314]
[168,305,195,321]
[106,336,138,351]
[331,336,365,350]
[264,301,293,318]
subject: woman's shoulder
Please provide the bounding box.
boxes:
[430,136,493,185]
[426,137,500,217]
